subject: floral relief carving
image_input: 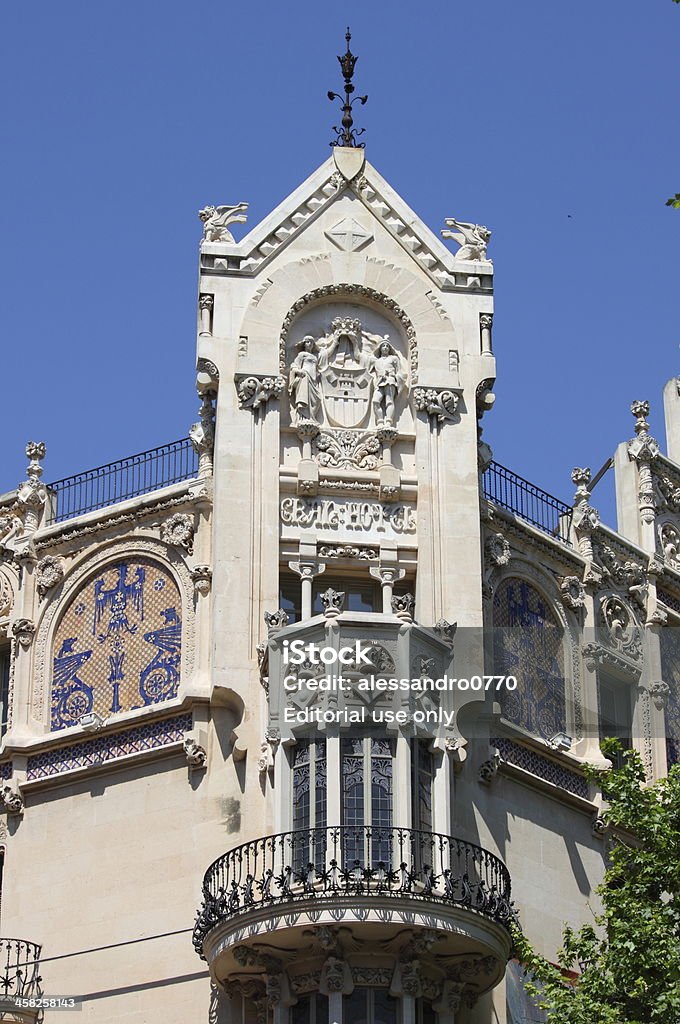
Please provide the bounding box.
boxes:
[560,575,586,610]
[36,555,65,597]
[413,387,459,424]
[485,532,510,568]
[313,431,381,471]
[660,521,680,570]
[235,374,286,411]
[161,513,195,555]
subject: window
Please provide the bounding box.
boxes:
[292,994,328,1024]
[598,674,633,768]
[313,578,379,615]
[342,738,393,865]
[344,988,397,1024]
[411,740,434,833]
[492,578,566,740]
[292,740,327,869]
[0,648,10,738]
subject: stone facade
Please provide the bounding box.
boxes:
[0,144,678,1024]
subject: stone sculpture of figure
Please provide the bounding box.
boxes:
[198,203,248,243]
[288,336,322,424]
[441,218,492,261]
[369,340,406,427]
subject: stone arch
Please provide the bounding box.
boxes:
[236,252,452,381]
[33,537,195,730]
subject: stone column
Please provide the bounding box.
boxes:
[289,559,325,620]
[198,293,214,336]
[369,545,405,614]
[479,313,493,356]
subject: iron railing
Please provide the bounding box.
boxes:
[45,438,198,525]
[0,939,42,1000]
[483,461,572,545]
[193,826,513,956]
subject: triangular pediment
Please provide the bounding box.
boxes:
[200,152,492,289]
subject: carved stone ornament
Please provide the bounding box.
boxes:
[314,430,381,471]
[392,592,415,622]
[320,588,345,618]
[190,392,216,478]
[648,680,671,710]
[279,288,418,395]
[264,609,289,632]
[0,785,23,815]
[599,596,642,660]
[198,202,248,243]
[484,532,510,568]
[413,387,459,424]
[16,441,47,513]
[660,522,680,570]
[317,544,378,560]
[190,564,212,596]
[627,400,660,526]
[12,618,35,648]
[36,555,65,597]
[400,961,423,998]
[184,736,207,769]
[288,316,408,430]
[592,814,608,838]
[0,573,13,618]
[441,218,492,261]
[321,956,349,994]
[432,619,457,645]
[235,374,286,411]
[560,575,586,610]
[0,511,25,555]
[478,753,501,785]
[161,513,195,554]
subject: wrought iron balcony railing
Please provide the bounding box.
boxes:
[45,438,198,525]
[0,938,42,1000]
[483,460,572,545]
[193,826,513,956]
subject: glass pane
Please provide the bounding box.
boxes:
[372,990,397,1024]
[371,739,393,865]
[344,990,368,1024]
[280,580,301,624]
[341,738,365,865]
[312,579,378,615]
[493,578,566,739]
[599,676,632,767]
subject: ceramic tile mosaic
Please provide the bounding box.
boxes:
[51,559,182,730]
[493,737,589,799]
[27,713,192,780]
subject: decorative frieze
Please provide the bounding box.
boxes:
[492,737,588,800]
[26,714,192,781]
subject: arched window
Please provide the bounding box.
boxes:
[51,558,182,730]
[492,577,566,740]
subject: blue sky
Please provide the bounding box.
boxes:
[1,1,678,526]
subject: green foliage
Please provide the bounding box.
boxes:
[512,740,680,1023]
[666,194,680,209]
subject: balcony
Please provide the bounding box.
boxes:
[0,939,42,1022]
[194,827,513,1004]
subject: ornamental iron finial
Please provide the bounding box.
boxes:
[328,28,368,148]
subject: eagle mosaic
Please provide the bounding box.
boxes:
[51,559,182,730]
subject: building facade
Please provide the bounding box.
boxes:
[1,128,680,1024]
